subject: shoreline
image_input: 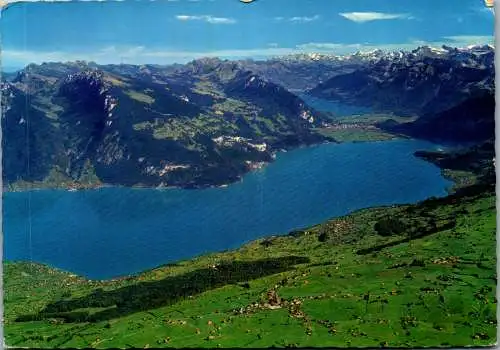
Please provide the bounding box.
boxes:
[4,182,495,349]
[5,137,442,195]
[2,137,459,281]
[0,197,420,282]
[2,138,341,194]
[3,180,457,283]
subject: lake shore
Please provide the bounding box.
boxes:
[3,139,453,280]
[4,182,496,348]
[2,139,341,193]
[2,187,451,283]
[3,112,428,194]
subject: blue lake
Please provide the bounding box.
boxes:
[299,95,373,116]
[3,139,452,279]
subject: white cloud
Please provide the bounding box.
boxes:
[176,15,194,20]
[2,46,295,66]
[205,17,235,24]
[289,15,320,23]
[443,35,495,44]
[297,42,352,50]
[297,35,494,53]
[175,14,236,24]
[339,12,411,23]
[3,35,494,69]
[274,15,319,23]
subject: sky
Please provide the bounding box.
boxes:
[0,0,495,70]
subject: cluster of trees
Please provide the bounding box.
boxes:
[374,217,407,237]
[374,213,457,239]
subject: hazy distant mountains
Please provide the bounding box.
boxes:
[307,45,495,143]
[309,45,494,115]
[1,45,495,189]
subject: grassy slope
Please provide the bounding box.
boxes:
[4,185,496,348]
[314,114,414,143]
[315,128,398,143]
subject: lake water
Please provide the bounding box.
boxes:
[299,95,372,116]
[3,140,452,279]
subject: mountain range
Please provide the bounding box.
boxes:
[2,59,327,189]
[309,45,494,115]
[2,45,495,189]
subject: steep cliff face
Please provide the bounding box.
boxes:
[57,71,110,179]
[379,93,495,143]
[2,61,327,189]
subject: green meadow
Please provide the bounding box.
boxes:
[4,181,496,348]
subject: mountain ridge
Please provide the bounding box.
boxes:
[309,45,494,116]
[2,60,329,190]
[2,44,495,189]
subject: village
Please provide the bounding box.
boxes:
[321,120,380,132]
[212,135,268,152]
